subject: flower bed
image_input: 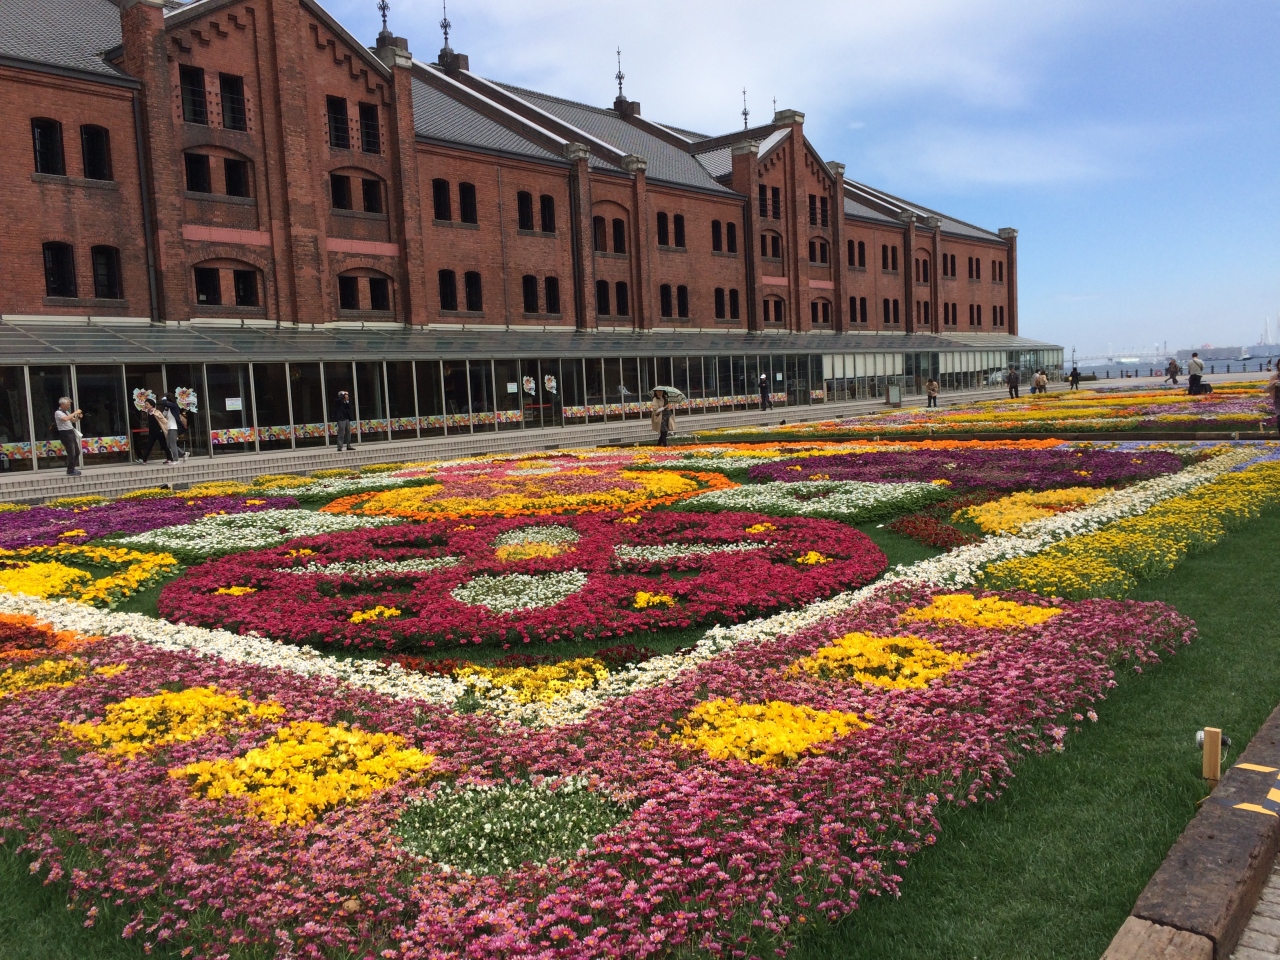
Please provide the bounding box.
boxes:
[0,543,179,605]
[680,478,950,523]
[748,447,1183,490]
[157,512,887,650]
[116,508,398,561]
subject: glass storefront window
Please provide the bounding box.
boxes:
[493,358,522,432]
[289,363,327,448]
[252,363,292,451]
[0,367,33,472]
[414,361,445,437]
[621,358,642,419]
[164,364,208,458]
[686,357,703,414]
[206,363,253,455]
[442,361,470,433]
[467,360,496,433]
[355,361,388,442]
[386,361,417,440]
[124,364,163,462]
[324,362,356,445]
[30,365,74,470]
[603,358,625,419]
[560,359,585,426]
[74,365,130,466]
[584,359,605,423]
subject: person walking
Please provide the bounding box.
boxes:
[1266,367,1280,436]
[925,376,939,408]
[54,397,83,476]
[1188,352,1205,395]
[1069,366,1081,390]
[1007,367,1020,399]
[157,393,187,463]
[758,374,772,412]
[137,399,168,464]
[334,390,354,451]
[651,389,676,447]
[1164,359,1180,385]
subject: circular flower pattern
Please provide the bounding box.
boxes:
[158,512,887,650]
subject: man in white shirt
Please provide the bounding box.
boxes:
[1188,353,1205,395]
[53,397,83,476]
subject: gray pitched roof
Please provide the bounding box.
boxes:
[843,196,900,225]
[694,146,732,180]
[846,178,1003,242]
[412,77,565,163]
[0,0,127,78]
[494,83,737,195]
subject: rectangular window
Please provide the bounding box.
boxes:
[233,269,258,307]
[362,178,382,213]
[770,235,781,259]
[975,259,981,280]
[32,119,64,175]
[224,158,250,197]
[612,218,626,254]
[729,288,740,319]
[882,244,889,270]
[358,102,380,153]
[714,288,726,319]
[180,65,207,124]
[592,216,607,251]
[858,241,866,268]
[330,173,352,210]
[727,221,737,253]
[891,246,899,271]
[820,242,828,264]
[893,299,900,323]
[544,276,560,314]
[432,179,452,221]
[967,256,974,279]
[820,196,829,226]
[517,191,535,231]
[459,182,478,224]
[660,284,673,318]
[773,300,785,323]
[968,303,975,325]
[809,240,817,263]
[80,126,111,180]
[882,298,890,324]
[338,276,360,310]
[673,214,685,248]
[860,296,867,323]
[712,220,722,252]
[91,246,121,299]
[923,301,931,325]
[975,304,982,325]
[758,184,768,217]
[327,96,350,149]
[760,234,768,258]
[523,274,539,313]
[184,152,212,193]
[438,270,457,311]
[540,194,556,233]
[43,243,76,297]
[219,74,247,131]
[194,267,221,306]
[657,212,669,247]
[615,281,629,316]
[595,279,610,316]
[677,285,689,318]
[771,186,781,219]
[464,270,483,311]
[808,194,817,225]
[369,277,390,312]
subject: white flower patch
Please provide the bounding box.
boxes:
[280,557,460,577]
[684,480,945,522]
[117,509,397,558]
[450,570,589,613]
[491,525,581,546]
[612,541,765,563]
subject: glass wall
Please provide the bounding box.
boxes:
[74,365,130,466]
[206,363,254,455]
[355,361,388,442]
[442,361,470,433]
[493,358,523,432]
[289,362,327,448]
[30,365,74,469]
[386,361,417,440]
[124,363,164,462]
[323,362,356,444]
[468,361,496,433]
[414,361,445,437]
[0,367,33,472]
[164,364,208,458]
[252,363,292,452]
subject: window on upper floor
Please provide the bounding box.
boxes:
[596,279,611,316]
[995,260,1005,282]
[358,102,379,153]
[967,256,974,279]
[234,269,259,307]
[808,194,817,225]
[949,253,957,277]
[544,277,561,314]
[180,66,207,125]
[330,173,352,210]
[540,194,556,233]
[184,152,212,194]
[432,178,452,221]
[975,258,981,280]
[517,191,535,231]
[656,212,669,247]
[771,234,781,258]
[459,182,478,224]
[194,266,221,306]
[80,125,111,181]
[820,196,829,227]
[90,245,121,299]
[369,276,390,312]
[764,297,784,324]
[673,214,685,249]
[891,246,899,271]
[922,258,930,282]
[729,288,740,319]
[219,74,247,131]
[810,300,831,325]
[362,178,382,214]
[592,216,607,252]
[615,281,630,316]
[726,221,737,253]
[463,270,483,311]
[224,158,250,198]
[711,220,723,252]
[327,96,350,149]
[438,269,457,311]
[31,119,64,176]
[882,298,891,324]
[758,184,768,217]
[771,186,781,219]
[612,218,626,254]
[523,274,539,313]
[808,240,828,264]
[881,244,889,270]
[714,287,726,319]
[676,285,689,318]
[338,275,360,310]
[659,284,673,318]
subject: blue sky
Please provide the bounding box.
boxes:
[332,0,1280,357]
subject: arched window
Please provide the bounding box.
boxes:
[810,300,831,325]
[729,288,740,319]
[974,304,982,325]
[673,214,685,248]
[517,191,535,231]
[522,274,539,313]
[540,194,556,233]
[190,262,262,307]
[595,279,610,316]
[726,222,737,253]
[432,178,451,221]
[711,220,723,252]
[922,258,930,282]
[544,277,561,314]
[592,216,607,252]
[818,241,828,264]
[968,303,974,326]
[438,269,457,311]
[891,246,899,271]
[656,212,669,247]
[90,245,121,299]
[763,297,785,324]
[850,296,858,321]
[612,218,626,254]
[848,240,856,267]
[615,281,629,316]
[859,297,868,323]
[659,284,673,318]
[676,285,689,318]
[80,125,111,181]
[42,242,75,297]
[761,232,782,259]
[336,270,387,312]
[758,184,768,217]
[459,183,478,224]
[893,298,900,323]
[882,298,891,324]
[463,270,483,311]
[858,241,866,268]
[714,288,726,319]
[881,245,889,270]
[914,258,920,282]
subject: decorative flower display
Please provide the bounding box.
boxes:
[681,478,950,523]
[158,512,887,650]
[952,486,1112,534]
[0,543,178,606]
[117,508,398,561]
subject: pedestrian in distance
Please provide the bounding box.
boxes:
[758,374,772,412]
[137,399,168,464]
[650,389,676,447]
[157,393,187,464]
[1266,367,1280,436]
[925,376,939,408]
[1164,359,1180,385]
[1069,366,1081,390]
[334,390,354,451]
[1007,367,1020,399]
[53,397,83,476]
[1187,352,1205,395]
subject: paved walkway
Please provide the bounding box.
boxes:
[1234,865,1280,959]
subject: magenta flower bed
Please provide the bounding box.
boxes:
[748,448,1184,491]
[0,587,1195,959]
[157,512,888,650]
[0,495,298,549]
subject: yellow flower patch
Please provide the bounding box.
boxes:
[0,544,180,607]
[46,495,109,509]
[252,474,313,489]
[789,632,973,689]
[171,721,434,825]
[744,522,776,534]
[185,481,253,497]
[900,593,1063,630]
[0,657,123,698]
[0,503,30,514]
[493,542,569,562]
[952,487,1111,535]
[795,551,832,565]
[0,561,92,598]
[215,586,257,596]
[633,591,675,609]
[457,658,609,704]
[65,686,285,758]
[671,698,868,767]
[59,529,87,538]
[117,488,171,501]
[350,605,401,624]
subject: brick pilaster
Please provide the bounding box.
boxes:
[622,155,650,331]
[1000,227,1019,335]
[377,35,428,326]
[565,143,594,330]
[730,141,761,331]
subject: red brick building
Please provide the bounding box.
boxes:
[0,0,1059,468]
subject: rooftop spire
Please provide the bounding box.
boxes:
[440,0,451,52]
[741,88,749,130]
[376,0,388,32]
[615,47,625,99]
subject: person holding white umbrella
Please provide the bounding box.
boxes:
[650,387,681,446]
